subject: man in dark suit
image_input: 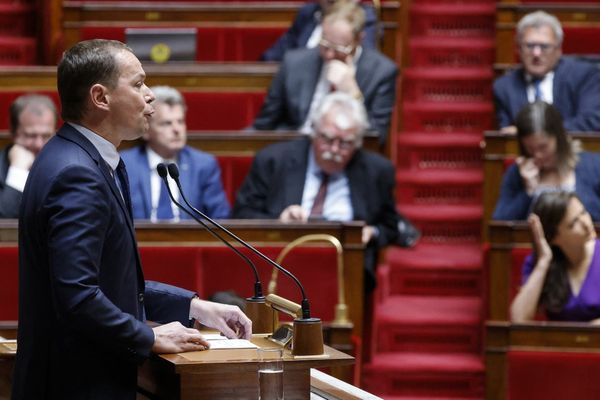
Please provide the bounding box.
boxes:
[12,39,251,400]
[260,0,379,62]
[494,10,600,133]
[253,0,397,145]
[0,94,56,218]
[236,92,407,290]
[121,85,230,221]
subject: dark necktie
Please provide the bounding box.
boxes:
[115,159,133,219]
[156,177,174,220]
[532,77,543,101]
[310,172,329,217]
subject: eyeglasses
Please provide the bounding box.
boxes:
[318,38,354,56]
[316,131,356,150]
[520,42,558,53]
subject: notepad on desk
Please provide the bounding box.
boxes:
[202,333,258,350]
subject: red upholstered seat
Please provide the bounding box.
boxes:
[0,247,18,320]
[217,155,255,206]
[508,350,600,399]
[182,91,265,130]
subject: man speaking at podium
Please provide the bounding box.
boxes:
[12,39,251,400]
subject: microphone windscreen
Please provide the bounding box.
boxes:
[167,163,180,179]
[156,163,168,178]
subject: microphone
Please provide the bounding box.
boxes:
[156,163,265,303]
[166,163,314,320]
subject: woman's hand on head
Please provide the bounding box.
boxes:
[529,213,553,267]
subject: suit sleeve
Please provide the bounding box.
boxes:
[492,164,532,220]
[253,58,289,130]
[144,281,195,325]
[367,62,398,145]
[260,8,310,62]
[493,77,514,129]
[0,183,22,218]
[44,165,154,360]
[232,152,278,218]
[199,156,231,219]
[373,160,400,248]
[562,63,600,132]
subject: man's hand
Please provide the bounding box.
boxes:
[8,144,35,171]
[190,298,252,339]
[362,225,377,244]
[279,205,308,222]
[151,321,209,354]
[499,125,518,135]
[326,58,361,99]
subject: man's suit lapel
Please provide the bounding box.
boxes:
[283,139,311,207]
[355,49,372,95]
[298,51,323,123]
[345,151,368,221]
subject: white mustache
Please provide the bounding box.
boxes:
[321,150,343,163]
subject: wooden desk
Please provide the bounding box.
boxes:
[482,131,600,233]
[486,321,600,400]
[139,335,353,399]
[0,63,277,91]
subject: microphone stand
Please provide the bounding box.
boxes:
[167,163,324,355]
[156,163,274,334]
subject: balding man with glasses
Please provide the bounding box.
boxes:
[494,11,600,133]
[236,92,416,291]
[252,0,397,147]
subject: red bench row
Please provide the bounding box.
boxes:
[0,245,339,322]
[0,90,266,131]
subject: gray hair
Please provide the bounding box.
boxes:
[517,11,563,46]
[9,94,57,136]
[150,85,187,110]
[311,92,368,147]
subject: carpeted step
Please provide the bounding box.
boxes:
[403,101,494,134]
[398,204,482,244]
[362,352,484,398]
[396,169,483,206]
[397,132,483,172]
[382,243,482,297]
[403,67,493,103]
[410,2,496,39]
[409,36,495,68]
[374,295,482,353]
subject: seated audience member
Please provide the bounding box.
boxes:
[494,11,600,133]
[235,92,416,291]
[121,86,230,221]
[260,0,379,62]
[493,101,600,221]
[252,0,397,146]
[511,191,600,322]
[0,94,57,218]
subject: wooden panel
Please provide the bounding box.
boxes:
[486,321,600,400]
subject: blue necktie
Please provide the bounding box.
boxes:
[532,77,543,101]
[156,179,174,220]
[115,159,133,220]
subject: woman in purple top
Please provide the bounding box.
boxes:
[511,191,600,322]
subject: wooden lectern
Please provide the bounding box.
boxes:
[138,335,354,399]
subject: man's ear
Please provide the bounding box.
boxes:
[90,83,110,112]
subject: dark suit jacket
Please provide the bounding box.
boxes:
[0,145,23,218]
[260,2,380,62]
[252,47,398,145]
[13,124,196,400]
[120,145,230,219]
[493,57,600,131]
[232,137,400,289]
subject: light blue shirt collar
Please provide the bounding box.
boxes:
[67,122,121,170]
